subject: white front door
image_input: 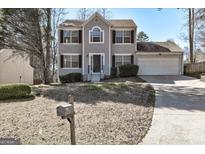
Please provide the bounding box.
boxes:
[89,53,105,74]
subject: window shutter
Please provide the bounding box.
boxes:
[112,55,115,67]
[60,55,64,68]
[79,30,82,43]
[131,30,134,43]
[112,30,115,43]
[131,55,134,64]
[60,30,64,43]
[79,55,82,68]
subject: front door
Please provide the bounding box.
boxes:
[93,55,101,73]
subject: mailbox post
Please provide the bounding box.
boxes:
[56,95,76,145]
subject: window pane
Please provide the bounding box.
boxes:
[123,56,131,64]
[64,55,71,67]
[72,55,79,68]
[71,31,79,43]
[115,56,123,67]
[116,31,123,43]
[63,31,71,43]
[90,27,103,42]
[124,31,131,43]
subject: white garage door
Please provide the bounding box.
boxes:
[137,55,181,75]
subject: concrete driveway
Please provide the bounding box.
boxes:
[140,75,205,144]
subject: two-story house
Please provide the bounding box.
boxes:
[58,12,183,82]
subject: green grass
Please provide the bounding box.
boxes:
[82,83,129,91]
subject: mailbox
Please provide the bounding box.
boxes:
[56,103,74,119]
[56,95,76,145]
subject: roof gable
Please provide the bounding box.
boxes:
[82,12,111,27]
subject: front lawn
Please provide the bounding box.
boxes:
[0,77,155,144]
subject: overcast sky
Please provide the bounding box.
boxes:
[65,8,187,49]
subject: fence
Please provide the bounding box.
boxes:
[184,62,205,73]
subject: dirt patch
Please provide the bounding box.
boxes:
[0,77,155,144]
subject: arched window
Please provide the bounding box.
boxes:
[89,26,104,43]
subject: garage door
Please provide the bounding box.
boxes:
[137,55,181,75]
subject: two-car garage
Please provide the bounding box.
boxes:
[136,42,183,75]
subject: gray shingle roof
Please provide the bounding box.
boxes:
[109,19,136,28]
[59,19,136,28]
[137,41,183,52]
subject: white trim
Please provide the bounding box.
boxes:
[111,28,134,31]
[89,53,105,74]
[62,54,81,69]
[115,54,132,66]
[61,43,80,45]
[108,26,111,76]
[114,53,133,56]
[114,43,132,45]
[61,53,80,55]
[62,30,80,44]
[62,67,81,70]
[58,27,81,31]
[115,30,132,44]
[135,52,183,55]
[82,26,85,75]
[89,26,104,44]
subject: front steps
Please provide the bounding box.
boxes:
[90,74,101,82]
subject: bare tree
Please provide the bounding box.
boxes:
[51,9,68,81]
[77,8,93,20]
[97,8,112,19]
[0,8,52,84]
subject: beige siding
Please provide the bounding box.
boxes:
[0,49,33,84]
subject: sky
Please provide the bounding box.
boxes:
[65,8,187,49]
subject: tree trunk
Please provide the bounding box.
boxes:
[189,8,194,63]
[44,8,52,84]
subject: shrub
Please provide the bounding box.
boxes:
[59,73,82,83]
[110,67,117,78]
[119,64,139,77]
[0,84,31,100]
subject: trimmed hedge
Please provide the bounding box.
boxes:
[0,84,31,100]
[110,67,117,78]
[59,73,82,83]
[119,64,139,77]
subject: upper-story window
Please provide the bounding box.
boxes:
[89,26,104,43]
[115,30,132,43]
[63,30,79,43]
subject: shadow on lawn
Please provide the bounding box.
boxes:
[42,81,155,108]
[0,95,35,103]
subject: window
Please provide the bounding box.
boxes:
[115,30,132,43]
[63,30,79,43]
[64,55,79,68]
[89,26,104,43]
[115,55,131,67]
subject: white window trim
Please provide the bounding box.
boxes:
[115,30,132,44]
[63,30,80,44]
[88,53,105,74]
[62,53,81,69]
[89,26,104,44]
[115,54,132,66]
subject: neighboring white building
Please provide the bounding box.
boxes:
[0,49,33,84]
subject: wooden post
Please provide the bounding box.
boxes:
[68,95,76,145]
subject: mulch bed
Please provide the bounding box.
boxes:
[0,77,155,144]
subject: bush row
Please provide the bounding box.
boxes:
[59,73,82,83]
[0,84,31,100]
[111,64,139,77]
